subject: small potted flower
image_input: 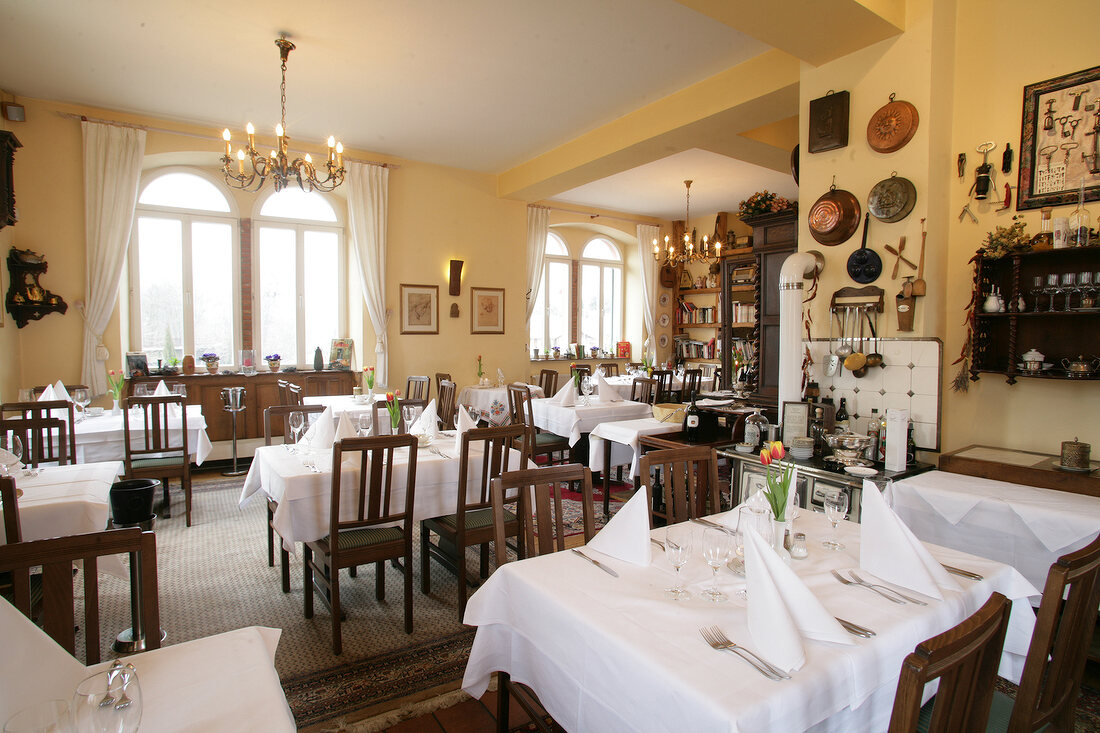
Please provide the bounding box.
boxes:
[106,369,125,414]
[552,346,561,359]
[760,440,794,560]
[264,353,282,372]
[201,352,220,374]
[477,354,489,386]
[385,390,402,431]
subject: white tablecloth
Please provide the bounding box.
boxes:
[462,510,1038,733]
[1,461,122,544]
[0,598,294,732]
[458,384,544,426]
[304,393,385,421]
[889,470,1100,591]
[239,442,530,547]
[73,406,212,465]
[587,418,680,478]
[604,374,716,395]
[531,397,653,446]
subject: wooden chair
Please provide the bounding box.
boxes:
[406,375,431,402]
[2,400,77,465]
[639,446,719,525]
[571,364,591,379]
[372,397,426,435]
[627,362,645,371]
[650,369,674,403]
[537,369,558,396]
[122,395,192,526]
[276,379,291,406]
[489,463,595,733]
[304,434,418,654]
[438,379,457,430]
[598,363,620,376]
[286,382,304,406]
[888,592,1012,732]
[262,405,326,592]
[434,372,452,399]
[988,532,1100,733]
[630,377,657,405]
[31,384,88,398]
[507,384,569,466]
[0,475,19,545]
[0,528,160,665]
[421,423,529,621]
[680,368,703,401]
[0,416,70,467]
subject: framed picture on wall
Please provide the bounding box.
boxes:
[470,287,505,334]
[1017,64,1100,210]
[400,284,438,334]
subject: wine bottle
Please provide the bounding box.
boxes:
[864,409,880,461]
[683,394,701,443]
[835,398,850,432]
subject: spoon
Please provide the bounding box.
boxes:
[835,307,853,358]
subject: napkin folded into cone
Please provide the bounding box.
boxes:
[409,400,439,438]
[151,380,183,416]
[860,479,960,600]
[585,487,652,566]
[454,404,478,453]
[334,412,358,443]
[548,381,575,407]
[300,407,335,451]
[744,524,853,673]
[596,374,623,402]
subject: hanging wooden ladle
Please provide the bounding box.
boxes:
[844,306,867,371]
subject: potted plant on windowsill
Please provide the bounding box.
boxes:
[201,353,220,374]
[265,353,282,372]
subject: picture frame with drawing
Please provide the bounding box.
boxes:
[400,284,439,334]
[470,287,505,334]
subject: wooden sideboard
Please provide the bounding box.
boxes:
[129,370,356,442]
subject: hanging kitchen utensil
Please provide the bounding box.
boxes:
[844,307,867,371]
[835,307,853,358]
[897,279,916,332]
[865,310,883,368]
[846,213,883,284]
[970,141,996,200]
[867,93,919,153]
[911,218,927,296]
[824,308,839,377]
[891,236,907,279]
[867,172,917,223]
[808,183,861,245]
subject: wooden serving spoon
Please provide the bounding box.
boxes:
[911,218,927,296]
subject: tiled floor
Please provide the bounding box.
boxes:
[384,689,540,733]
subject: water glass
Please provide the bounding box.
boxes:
[287,411,305,452]
[402,405,423,430]
[701,527,732,602]
[170,384,187,398]
[357,412,373,437]
[71,388,90,422]
[734,506,769,560]
[822,490,849,550]
[0,435,23,476]
[663,524,692,600]
[4,700,70,733]
[72,666,141,733]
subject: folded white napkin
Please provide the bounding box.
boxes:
[51,380,72,404]
[549,381,575,407]
[585,487,652,566]
[36,384,57,402]
[497,368,506,384]
[454,405,478,453]
[596,374,623,402]
[152,380,170,396]
[744,524,852,673]
[300,407,335,451]
[334,412,357,443]
[860,479,960,599]
[410,399,439,438]
[0,448,24,471]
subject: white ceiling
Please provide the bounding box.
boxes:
[0,0,770,178]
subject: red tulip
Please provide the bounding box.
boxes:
[759,449,772,466]
[770,441,785,461]
[386,392,394,401]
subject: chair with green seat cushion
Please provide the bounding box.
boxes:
[506,384,568,465]
[122,395,191,526]
[420,423,529,621]
[889,592,1012,732]
[303,433,418,654]
[986,532,1100,733]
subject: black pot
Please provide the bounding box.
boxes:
[110,478,159,525]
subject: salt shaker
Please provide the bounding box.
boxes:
[790,532,808,559]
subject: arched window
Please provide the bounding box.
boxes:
[130,169,239,366]
[529,233,571,353]
[254,188,344,365]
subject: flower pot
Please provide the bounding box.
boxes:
[266,360,281,372]
[204,360,219,374]
[110,478,159,525]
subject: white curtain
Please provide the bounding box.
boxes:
[347,161,391,387]
[636,224,659,364]
[80,121,146,396]
[525,205,550,325]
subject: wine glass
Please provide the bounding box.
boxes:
[0,435,23,477]
[402,405,423,433]
[357,412,373,437]
[1029,275,1044,312]
[72,388,90,423]
[822,490,849,550]
[1044,273,1061,311]
[1061,272,1077,310]
[663,524,692,600]
[287,411,304,453]
[4,699,70,733]
[170,384,187,398]
[702,527,732,602]
[72,666,142,733]
[580,376,594,405]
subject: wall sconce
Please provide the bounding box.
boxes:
[448,259,464,296]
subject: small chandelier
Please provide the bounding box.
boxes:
[221,37,344,193]
[652,180,720,267]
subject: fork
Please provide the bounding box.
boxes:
[831,569,905,604]
[849,571,927,605]
[98,660,124,708]
[699,626,789,680]
[114,664,137,711]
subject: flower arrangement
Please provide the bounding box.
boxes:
[979,216,1031,259]
[106,369,125,401]
[739,190,794,219]
[264,353,281,371]
[476,354,484,378]
[364,366,375,390]
[385,390,402,429]
[759,441,794,522]
[201,352,219,364]
[552,346,561,358]
[569,362,581,391]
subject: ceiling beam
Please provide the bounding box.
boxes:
[675,0,905,66]
[498,49,800,202]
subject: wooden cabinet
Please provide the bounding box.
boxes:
[129,370,355,442]
[969,247,1100,384]
[718,248,757,387]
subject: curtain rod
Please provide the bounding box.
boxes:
[55,111,399,169]
[543,204,663,227]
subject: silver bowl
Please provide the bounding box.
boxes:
[824,432,873,450]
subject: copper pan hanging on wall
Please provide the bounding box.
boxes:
[807,184,861,245]
[867,171,917,223]
[867,93,919,153]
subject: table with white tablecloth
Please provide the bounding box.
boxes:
[0,598,294,732]
[239,441,530,547]
[587,417,680,480]
[458,384,544,426]
[531,397,652,446]
[1,461,123,544]
[603,373,716,396]
[888,470,1100,591]
[304,393,385,422]
[72,406,212,465]
[463,510,1038,733]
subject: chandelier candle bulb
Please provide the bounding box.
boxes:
[222,128,232,156]
[246,122,255,148]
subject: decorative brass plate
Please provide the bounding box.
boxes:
[867,95,919,153]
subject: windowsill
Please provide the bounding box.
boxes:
[529,357,631,362]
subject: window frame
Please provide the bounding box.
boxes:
[577,237,624,353]
[128,167,241,367]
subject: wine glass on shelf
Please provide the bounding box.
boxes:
[72,665,142,733]
[287,411,304,453]
[1044,273,1061,312]
[1077,271,1095,308]
[822,490,849,550]
[663,524,692,600]
[701,527,732,602]
[0,435,23,477]
[1029,275,1044,312]
[1061,272,1077,310]
[72,388,90,423]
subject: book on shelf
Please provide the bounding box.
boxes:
[673,335,720,360]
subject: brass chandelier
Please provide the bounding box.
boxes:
[221,37,344,193]
[652,180,720,267]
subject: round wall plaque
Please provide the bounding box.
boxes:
[658,292,671,308]
[658,334,669,349]
[867,94,919,153]
[658,313,671,328]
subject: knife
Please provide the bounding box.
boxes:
[942,564,984,581]
[835,617,876,638]
[572,549,619,578]
[690,517,735,535]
